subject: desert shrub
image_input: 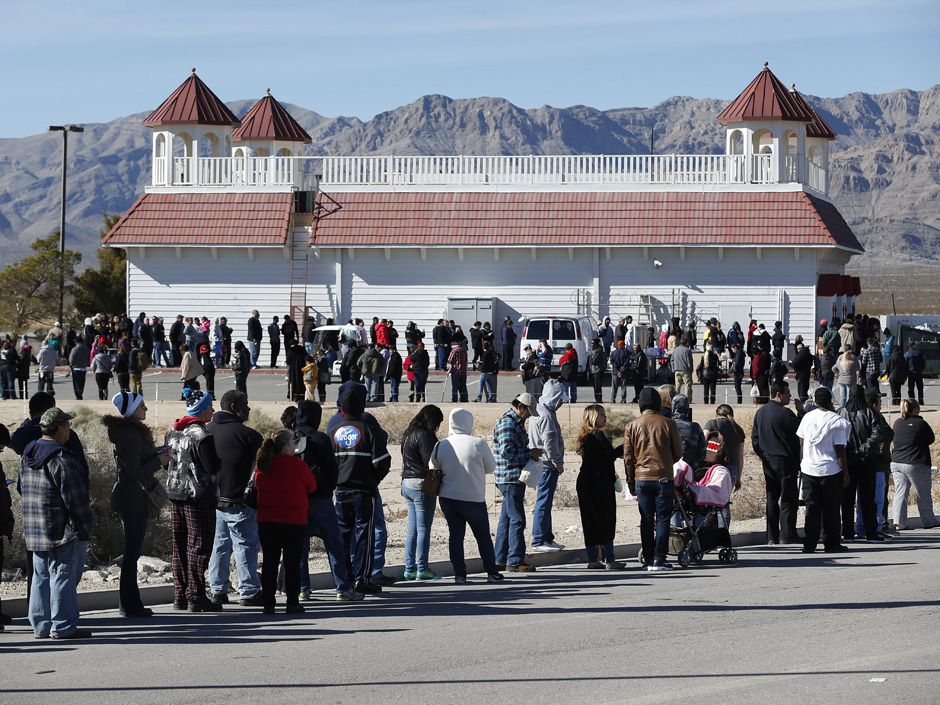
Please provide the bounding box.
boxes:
[373,404,420,444]
[554,485,580,508]
[246,408,282,438]
[730,471,765,521]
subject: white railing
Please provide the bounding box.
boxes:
[150,153,827,192]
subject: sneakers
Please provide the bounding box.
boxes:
[402,569,418,581]
[508,563,536,573]
[239,594,265,607]
[545,541,566,550]
[285,604,306,615]
[824,544,850,553]
[486,572,505,583]
[587,561,606,570]
[209,592,230,605]
[121,607,154,618]
[52,628,93,640]
[336,590,365,602]
[454,575,468,585]
[371,573,398,587]
[299,591,311,602]
[530,545,556,553]
[189,598,223,612]
[605,561,626,571]
[647,562,674,572]
[415,570,441,581]
[354,579,382,594]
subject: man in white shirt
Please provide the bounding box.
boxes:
[796,387,851,554]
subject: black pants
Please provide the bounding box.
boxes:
[119,512,148,614]
[501,344,514,371]
[117,372,130,392]
[270,341,280,367]
[260,522,304,608]
[796,372,811,403]
[592,372,603,403]
[71,369,86,400]
[889,379,903,406]
[181,377,200,399]
[702,378,717,404]
[95,373,110,400]
[907,374,924,404]
[802,472,844,551]
[235,372,248,396]
[842,461,878,539]
[762,456,799,542]
[733,373,744,404]
[204,370,215,397]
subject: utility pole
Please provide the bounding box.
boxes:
[48,124,84,326]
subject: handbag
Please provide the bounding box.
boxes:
[145,482,168,520]
[422,442,443,497]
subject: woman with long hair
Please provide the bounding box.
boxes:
[890,399,937,530]
[834,346,860,408]
[575,404,625,570]
[536,339,553,382]
[254,429,316,614]
[400,405,445,580]
[105,392,169,617]
[410,341,430,402]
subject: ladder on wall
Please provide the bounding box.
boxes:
[288,227,309,322]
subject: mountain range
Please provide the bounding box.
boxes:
[1,86,938,270]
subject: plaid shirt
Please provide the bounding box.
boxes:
[20,440,92,552]
[860,347,883,378]
[492,410,530,484]
[447,345,468,374]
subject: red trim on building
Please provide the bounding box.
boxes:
[312,190,864,252]
[717,64,813,125]
[144,69,241,128]
[817,273,841,296]
[101,192,293,246]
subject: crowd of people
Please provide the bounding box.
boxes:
[0,353,934,638]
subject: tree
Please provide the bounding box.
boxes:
[0,233,81,336]
[73,214,126,319]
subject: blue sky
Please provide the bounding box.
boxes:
[2,0,938,137]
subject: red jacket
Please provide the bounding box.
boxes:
[255,455,316,525]
[750,351,769,381]
[375,322,389,347]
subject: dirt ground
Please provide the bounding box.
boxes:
[1,399,937,598]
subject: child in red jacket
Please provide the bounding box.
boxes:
[255,429,316,615]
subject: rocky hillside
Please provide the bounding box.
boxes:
[0,87,938,267]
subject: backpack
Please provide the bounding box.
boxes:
[136,350,151,372]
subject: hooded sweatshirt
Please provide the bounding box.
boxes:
[796,407,851,477]
[671,394,706,469]
[436,408,497,503]
[528,379,565,473]
[20,439,92,551]
[296,400,338,499]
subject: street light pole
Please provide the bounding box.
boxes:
[48,124,83,327]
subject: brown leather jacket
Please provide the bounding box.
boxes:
[624,410,683,483]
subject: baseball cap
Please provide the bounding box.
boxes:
[513,393,539,417]
[39,408,75,435]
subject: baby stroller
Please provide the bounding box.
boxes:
[668,460,737,567]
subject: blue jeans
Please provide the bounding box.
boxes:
[435,345,447,370]
[207,506,261,598]
[153,341,169,367]
[29,539,83,638]
[563,380,577,403]
[439,496,498,577]
[119,512,148,614]
[301,495,353,593]
[531,465,558,546]
[372,487,387,577]
[586,541,615,563]
[401,482,437,572]
[1,365,16,399]
[451,373,468,402]
[476,372,497,402]
[335,488,376,583]
[856,471,887,535]
[839,383,851,407]
[388,377,400,401]
[248,340,260,367]
[413,370,428,397]
[214,340,223,366]
[636,479,674,564]
[495,482,527,566]
[365,375,383,402]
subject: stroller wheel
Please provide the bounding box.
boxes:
[728,549,738,564]
[691,550,705,564]
[677,549,692,569]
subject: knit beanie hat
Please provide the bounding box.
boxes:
[340,383,366,416]
[112,391,144,418]
[182,387,213,416]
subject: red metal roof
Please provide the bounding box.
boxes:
[144,69,241,128]
[717,63,813,125]
[788,87,837,139]
[233,90,311,143]
[311,190,864,252]
[101,192,293,246]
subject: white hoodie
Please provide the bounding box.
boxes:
[436,408,496,503]
[796,407,851,477]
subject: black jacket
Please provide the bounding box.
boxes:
[409,348,430,373]
[838,407,885,466]
[331,413,391,490]
[891,415,934,466]
[401,428,437,480]
[479,349,500,374]
[386,351,403,382]
[751,400,800,461]
[206,411,262,501]
[247,317,262,343]
[104,415,161,514]
[296,401,338,499]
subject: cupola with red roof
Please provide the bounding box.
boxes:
[147,69,240,187]
[232,89,311,159]
[718,63,831,194]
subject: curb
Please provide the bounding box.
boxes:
[2,528,780,618]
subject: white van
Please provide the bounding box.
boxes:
[519,316,598,377]
[309,325,345,381]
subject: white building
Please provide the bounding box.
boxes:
[104,64,863,364]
